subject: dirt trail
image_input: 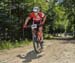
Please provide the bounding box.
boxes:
[0,39,75,63]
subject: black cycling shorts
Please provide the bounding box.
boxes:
[33,21,41,31]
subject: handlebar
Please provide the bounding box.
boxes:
[23,24,43,29]
[27,24,43,28]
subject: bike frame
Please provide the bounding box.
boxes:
[31,24,44,52]
[26,24,43,53]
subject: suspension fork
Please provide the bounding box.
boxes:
[32,29,37,42]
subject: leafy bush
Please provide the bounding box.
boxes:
[0,40,13,49]
[0,39,31,50]
[44,34,54,39]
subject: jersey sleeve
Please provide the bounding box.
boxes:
[28,13,33,19]
[41,12,45,18]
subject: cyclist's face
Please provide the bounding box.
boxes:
[34,12,38,15]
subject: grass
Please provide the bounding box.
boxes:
[0,39,31,50]
[44,34,54,39]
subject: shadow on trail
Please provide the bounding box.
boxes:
[61,40,75,44]
[17,50,43,63]
[48,37,75,44]
[51,37,75,44]
[50,37,75,40]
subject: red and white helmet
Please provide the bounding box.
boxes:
[32,7,40,13]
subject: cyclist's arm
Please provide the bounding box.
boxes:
[24,17,31,25]
[42,16,46,24]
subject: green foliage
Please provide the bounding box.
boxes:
[0,0,75,42]
[63,0,75,36]
[0,40,13,49]
[44,34,54,39]
[45,0,75,36]
[53,5,69,33]
[0,40,31,50]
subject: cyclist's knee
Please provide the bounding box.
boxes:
[37,31,43,40]
[38,26,43,32]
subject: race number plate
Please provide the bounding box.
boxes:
[31,24,37,29]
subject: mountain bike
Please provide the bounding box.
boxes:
[27,24,44,53]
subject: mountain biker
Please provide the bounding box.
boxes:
[23,6,46,46]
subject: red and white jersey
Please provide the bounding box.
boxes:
[29,12,45,22]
